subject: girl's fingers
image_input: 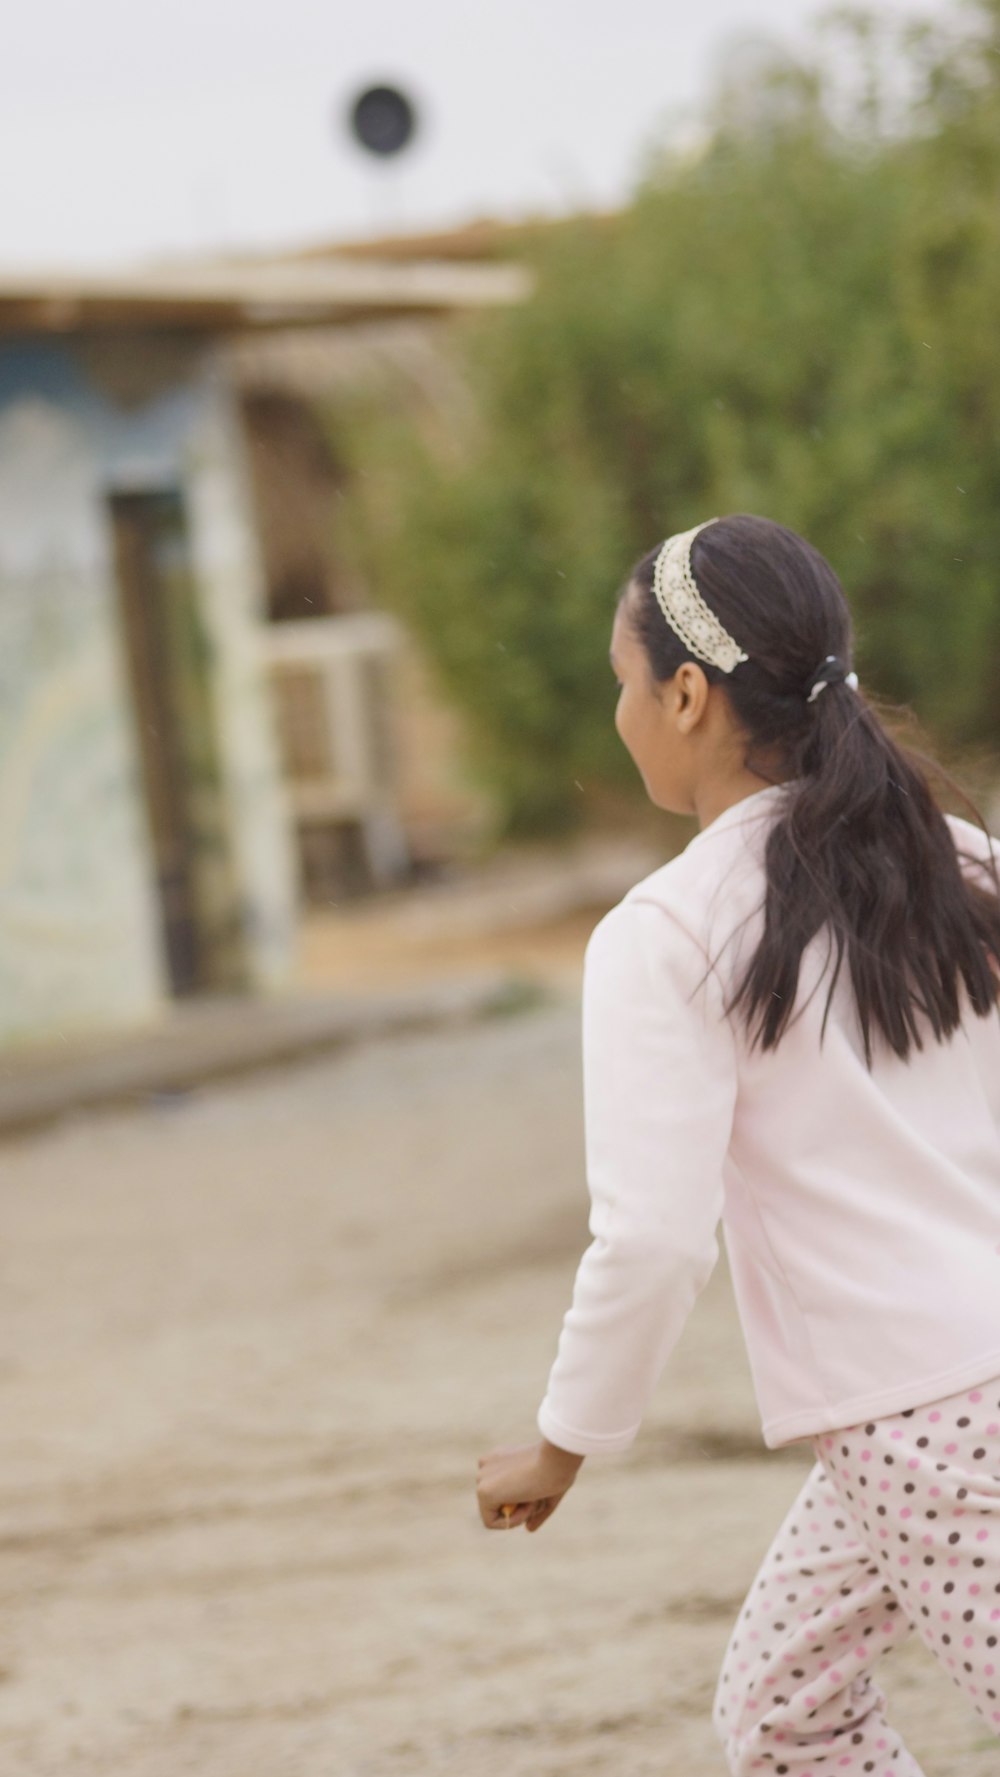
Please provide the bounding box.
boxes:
[526,1496,561,1532]
[477,1491,530,1529]
[477,1485,568,1531]
[489,1501,532,1529]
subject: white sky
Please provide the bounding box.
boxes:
[0,0,951,269]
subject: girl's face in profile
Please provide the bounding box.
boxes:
[610,589,691,814]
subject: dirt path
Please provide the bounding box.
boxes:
[0,993,994,1775]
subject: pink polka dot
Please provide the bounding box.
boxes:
[945,1442,958,1455]
[929,1411,941,1422]
[969,1391,983,1403]
[901,1507,912,1519]
[861,1449,872,1462]
[907,1458,919,1470]
[891,1429,903,1439]
[977,1529,989,1541]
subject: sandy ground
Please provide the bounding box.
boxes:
[290,830,666,998]
[0,980,996,1775]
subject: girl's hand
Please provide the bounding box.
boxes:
[476,1436,584,1532]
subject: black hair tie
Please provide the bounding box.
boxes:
[802,655,859,704]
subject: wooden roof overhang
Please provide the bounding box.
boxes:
[0,258,532,337]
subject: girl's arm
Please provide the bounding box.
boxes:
[476,896,736,1531]
[535,895,737,1456]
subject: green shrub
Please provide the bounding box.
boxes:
[335,2,1000,835]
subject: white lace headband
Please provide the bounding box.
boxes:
[652,519,749,674]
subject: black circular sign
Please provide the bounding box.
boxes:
[349,85,417,158]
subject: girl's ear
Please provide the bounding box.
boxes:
[673,661,711,732]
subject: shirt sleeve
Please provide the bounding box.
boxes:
[946,814,1000,890]
[536,894,738,1457]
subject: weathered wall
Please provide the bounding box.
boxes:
[0,338,297,1046]
[184,362,301,991]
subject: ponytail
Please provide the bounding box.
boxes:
[733,687,1000,1064]
[625,514,1000,1065]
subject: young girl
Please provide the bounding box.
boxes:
[476,514,1000,1774]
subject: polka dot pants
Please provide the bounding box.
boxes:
[714,1377,1000,1774]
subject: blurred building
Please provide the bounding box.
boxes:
[0,251,529,1045]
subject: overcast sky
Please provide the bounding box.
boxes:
[0,0,950,269]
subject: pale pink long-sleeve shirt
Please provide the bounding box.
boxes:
[536,784,1000,1454]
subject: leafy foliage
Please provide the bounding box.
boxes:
[334,2,1000,836]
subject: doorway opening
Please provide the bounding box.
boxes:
[108,488,248,998]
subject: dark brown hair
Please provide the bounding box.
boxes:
[623,513,1000,1064]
